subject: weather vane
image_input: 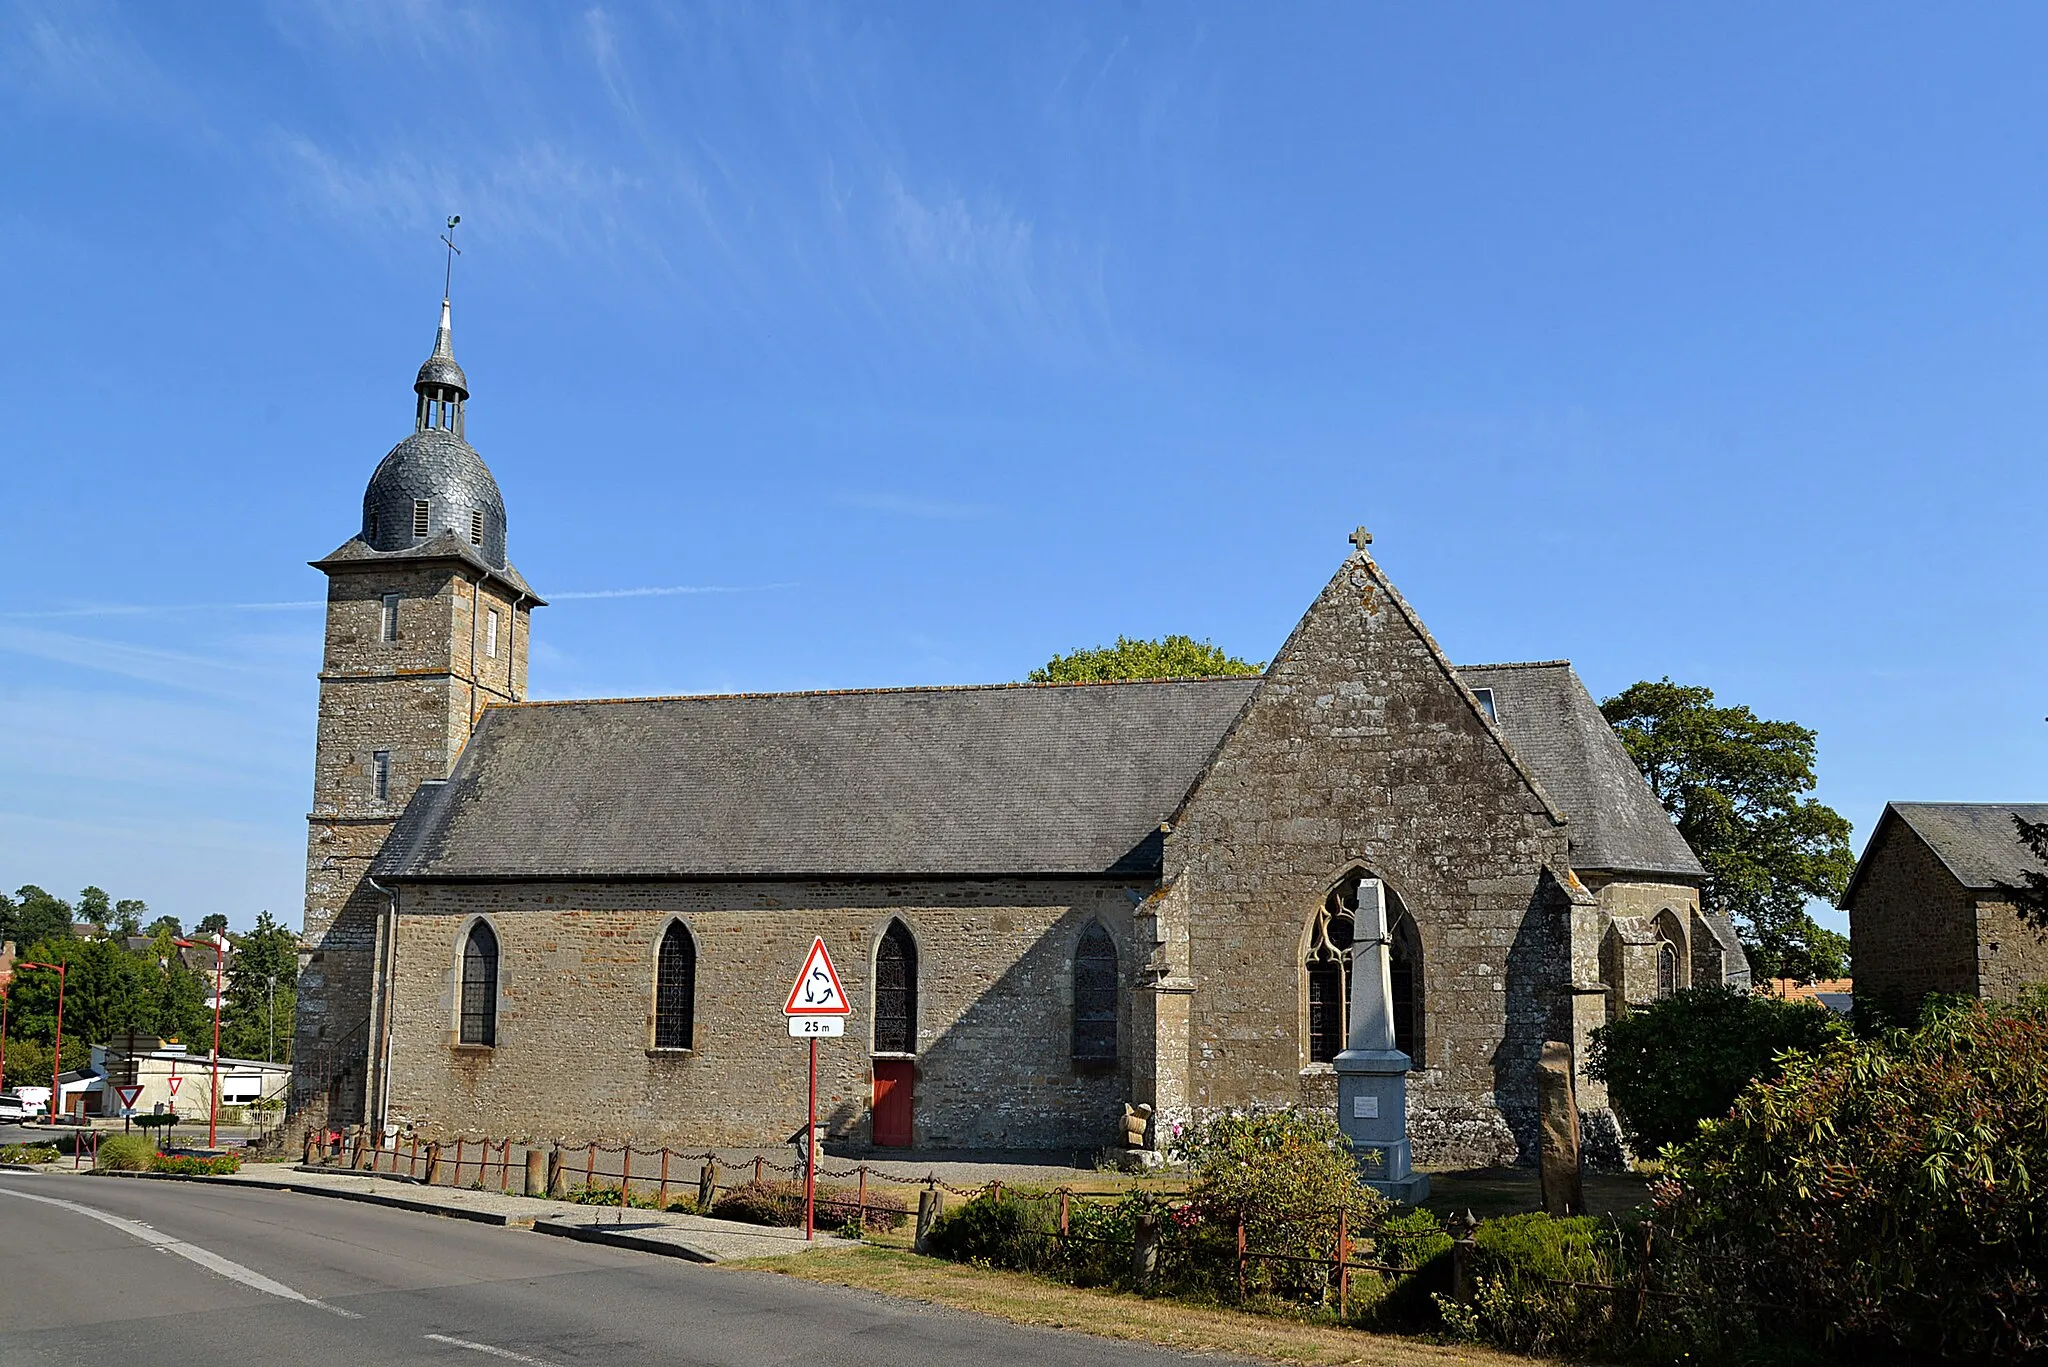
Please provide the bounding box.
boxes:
[440,215,462,299]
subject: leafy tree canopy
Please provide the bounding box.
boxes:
[2,886,76,951]
[1995,813,2048,934]
[194,912,229,937]
[1586,984,1847,1154]
[1600,679,1855,980]
[220,911,298,1063]
[143,914,183,939]
[1029,634,1262,684]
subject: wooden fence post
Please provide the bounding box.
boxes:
[1338,1206,1350,1322]
[525,1146,547,1197]
[915,1188,941,1253]
[409,1134,419,1179]
[856,1166,868,1232]
[547,1144,565,1199]
[1059,1189,1070,1240]
[424,1140,443,1186]
[698,1158,720,1212]
[453,1137,464,1186]
[754,1155,764,1184]
[1236,1214,1247,1301]
[500,1139,511,1192]
[585,1142,596,1192]
[621,1146,632,1203]
[658,1149,670,1210]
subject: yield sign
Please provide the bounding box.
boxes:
[114,1084,144,1112]
[783,937,851,1016]
[168,1075,182,1097]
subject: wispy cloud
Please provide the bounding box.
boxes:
[837,492,989,520]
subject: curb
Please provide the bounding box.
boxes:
[100,1168,534,1227]
[531,1217,717,1264]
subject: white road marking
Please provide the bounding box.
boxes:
[0,1185,360,1317]
[424,1333,566,1365]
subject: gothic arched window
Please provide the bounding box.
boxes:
[460,921,498,1046]
[1305,873,1423,1065]
[874,921,917,1055]
[1305,895,1354,1064]
[1657,940,1679,999]
[654,921,696,1050]
[1072,922,1119,1064]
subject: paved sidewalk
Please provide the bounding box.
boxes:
[120,1163,855,1261]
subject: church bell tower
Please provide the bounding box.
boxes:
[291,256,544,1132]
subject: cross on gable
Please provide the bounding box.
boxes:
[1350,526,1373,551]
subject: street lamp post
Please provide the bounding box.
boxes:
[0,984,11,1095]
[16,962,67,1122]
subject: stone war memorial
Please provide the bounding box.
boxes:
[290,287,1740,1173]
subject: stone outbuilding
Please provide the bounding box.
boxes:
[1843,801,2048,1012]
[291,292,1734,1169]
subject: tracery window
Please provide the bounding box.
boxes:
[873,920,917,1055]
[460,921,498,1046]
[1072,922,1119,1063]
[1305,873,1423,1065]
[654,921,696,1049]
[1656,940,1679,999]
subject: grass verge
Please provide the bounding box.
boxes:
[722,1245,1531,1366]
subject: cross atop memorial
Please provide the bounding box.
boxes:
[1350,526,1373,552]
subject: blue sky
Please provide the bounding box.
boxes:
[3,3,2043,934]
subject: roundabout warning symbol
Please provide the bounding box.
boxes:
[783,937,851,1016]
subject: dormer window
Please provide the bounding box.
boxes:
[1471,687,1497,722]
[470,509,484,546]
[413,500,431,538]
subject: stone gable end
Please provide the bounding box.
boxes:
[1161,550,1573,1166]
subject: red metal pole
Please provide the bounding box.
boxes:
[804,1037,817,1241]
[44,967,66,1124]
[0,986,9,1095]
[209,938,223,1148]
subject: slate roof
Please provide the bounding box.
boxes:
[312,532,542,605]
[1843,802,2048,902]
[373,679,1263,881]
[373,661,1701,884]
[1457,662,1704,879]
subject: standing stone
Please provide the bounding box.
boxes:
[1335,878,1429,1202]
[1536,1040,1582,1217]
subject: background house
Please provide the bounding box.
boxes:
[1842,802,2048,1013]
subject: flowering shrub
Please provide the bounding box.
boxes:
[1657,997,2048,1363]
[0,1143,60,1164]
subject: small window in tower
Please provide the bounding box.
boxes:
[413,500,431,538]
[485,609,500,659]
[381,594,400,643]
[372,750,391,801]
[470,509,484,546]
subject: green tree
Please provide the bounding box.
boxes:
[1586,984,1847,1154]
[219,912,298,1062]
[76,886,111,929]
[3,936,157,1047]
[111,899,146,937]
[143,914,183,939]
[194,913,229,937]
[1599,680,1855,980]
[6,887,76,950]
[1995,813,2048,934]
[1029,634,1262,683]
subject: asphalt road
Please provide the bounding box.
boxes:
[0,1173,1236,1367]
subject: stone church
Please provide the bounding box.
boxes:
[291,296,1743,1167]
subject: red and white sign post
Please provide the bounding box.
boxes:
[114,1084,144,1131]
[783,937,851,1240]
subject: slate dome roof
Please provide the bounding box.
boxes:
[415,351,469,397]
[361,428,508,569]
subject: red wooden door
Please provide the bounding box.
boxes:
[872,1061,914,1148]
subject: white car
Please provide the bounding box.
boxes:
[0,1093,37,1122]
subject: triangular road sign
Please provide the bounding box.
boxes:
[783,937,851,1016]
[167,1075,182,1097]
[114,1084,144,1112]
